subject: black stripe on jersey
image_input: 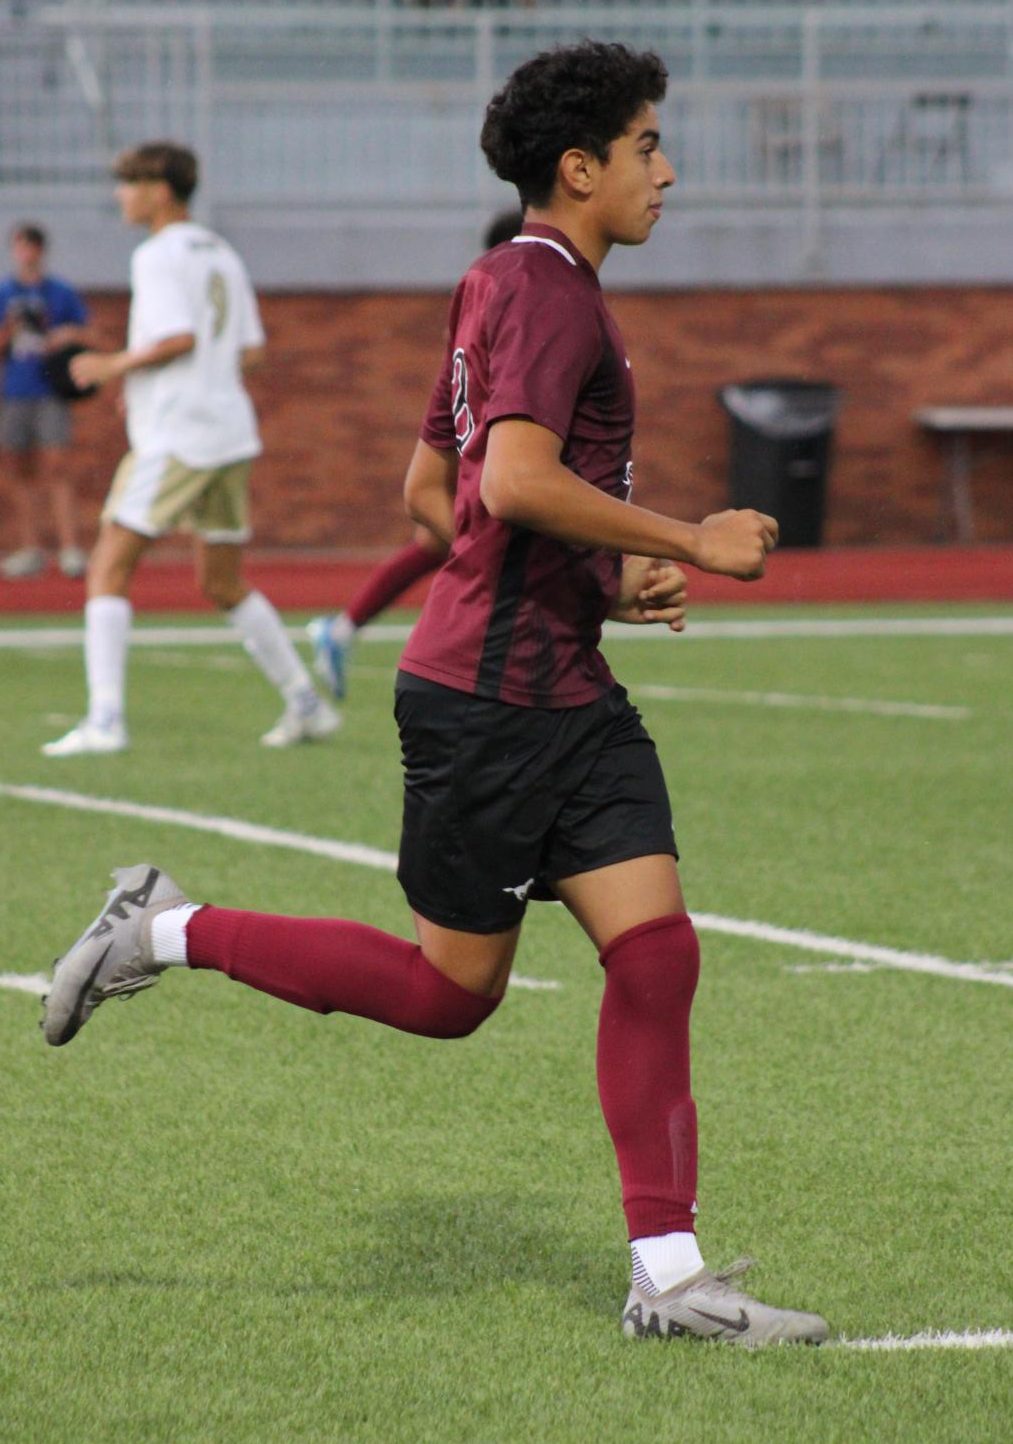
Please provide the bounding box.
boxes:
[475,527,535,699]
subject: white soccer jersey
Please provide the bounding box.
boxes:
[124,221,264,466]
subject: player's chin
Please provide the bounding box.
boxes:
[615,216,658,247]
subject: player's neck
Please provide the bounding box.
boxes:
[148,203,190,235]
[15,264,43,286]
[524,204,611,273]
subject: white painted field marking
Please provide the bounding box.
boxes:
[0,972,49,997]
[786,961,882,975]
[2,615,1013,651]
[3,783,1009,989]
[837,1330,1013,1352]
[692,912,1012,987]
[634,684,970,720]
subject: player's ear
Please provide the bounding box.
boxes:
[558,147,596,199]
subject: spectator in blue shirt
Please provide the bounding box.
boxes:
[0,223,92,578]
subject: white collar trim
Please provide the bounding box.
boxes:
[510,234,578,267]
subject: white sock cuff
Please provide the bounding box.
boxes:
[150,903,202,965]
[85,594,132,623]
[631,1232,705,1297]
[227,589,266,628]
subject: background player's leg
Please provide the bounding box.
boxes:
[38,444,86,576]
[42,521,149,755]
[308,524,447,699]
[198,539,339,747]
[554,854,703,1288]
[346,527,447,630]
[2,445,47,576]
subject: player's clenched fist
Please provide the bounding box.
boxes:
[693,508,778,579]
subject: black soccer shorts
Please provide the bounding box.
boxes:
[394,671,678,935]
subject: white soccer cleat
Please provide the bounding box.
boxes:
[41,719,128,757]
[260,694,341,748]
[42,863,189,1047]
[621,1258,829,1347]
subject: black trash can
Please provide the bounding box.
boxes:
[718,378,841,547]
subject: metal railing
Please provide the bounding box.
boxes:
[2,6,1012,226]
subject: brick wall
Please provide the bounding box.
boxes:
[9,286,1012,549]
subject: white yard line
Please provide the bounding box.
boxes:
[2,615,1013,651]
[692,912,1011,987]
[633,684,970,720]
[836,1329,1013,1352]
[0,972,49,996]
[3,783,1008,989]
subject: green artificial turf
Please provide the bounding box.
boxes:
[1,606,1010,1443]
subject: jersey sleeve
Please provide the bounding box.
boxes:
[483,265,600,442]
[132,246,196,343]
[419,282,464,452]
[420,341,456,451]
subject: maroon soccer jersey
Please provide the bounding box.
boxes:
[399,223,635,708]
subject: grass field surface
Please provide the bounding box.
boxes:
[1,605,1010,1443]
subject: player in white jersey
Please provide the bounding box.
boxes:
[42,141,338,756]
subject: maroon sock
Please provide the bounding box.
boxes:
[346,541,443,628]
[186,907,499,1039]
[596,914,700,1239]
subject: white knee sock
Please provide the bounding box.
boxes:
[228,590,316,704]
[631,1232,705,1296]
[85,595,132,728]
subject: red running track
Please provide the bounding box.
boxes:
[1,545,1011,615]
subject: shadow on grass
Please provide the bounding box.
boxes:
[28,1190,616,1318]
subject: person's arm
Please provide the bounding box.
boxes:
[45,323,97,352]
[404,439,459,547]
[69,333,195,389]
[481,419,777,579]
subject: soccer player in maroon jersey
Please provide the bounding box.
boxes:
[43,44,828,1346]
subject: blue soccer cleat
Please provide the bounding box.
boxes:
[307,615,349,700]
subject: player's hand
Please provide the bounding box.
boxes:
[69,350,124,389]
[610,556,688,631]
[693,508,778,580]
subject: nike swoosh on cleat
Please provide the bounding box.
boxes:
[688,1306,750,1333]
[58,944,112,1045]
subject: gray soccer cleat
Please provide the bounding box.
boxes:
[621,1257,829,1347]
[42,864,189,1047]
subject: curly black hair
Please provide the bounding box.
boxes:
[480,41,668,209]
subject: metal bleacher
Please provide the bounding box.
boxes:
[2,2,1012,286]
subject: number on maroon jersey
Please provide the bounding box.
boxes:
[451,348,474,454]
